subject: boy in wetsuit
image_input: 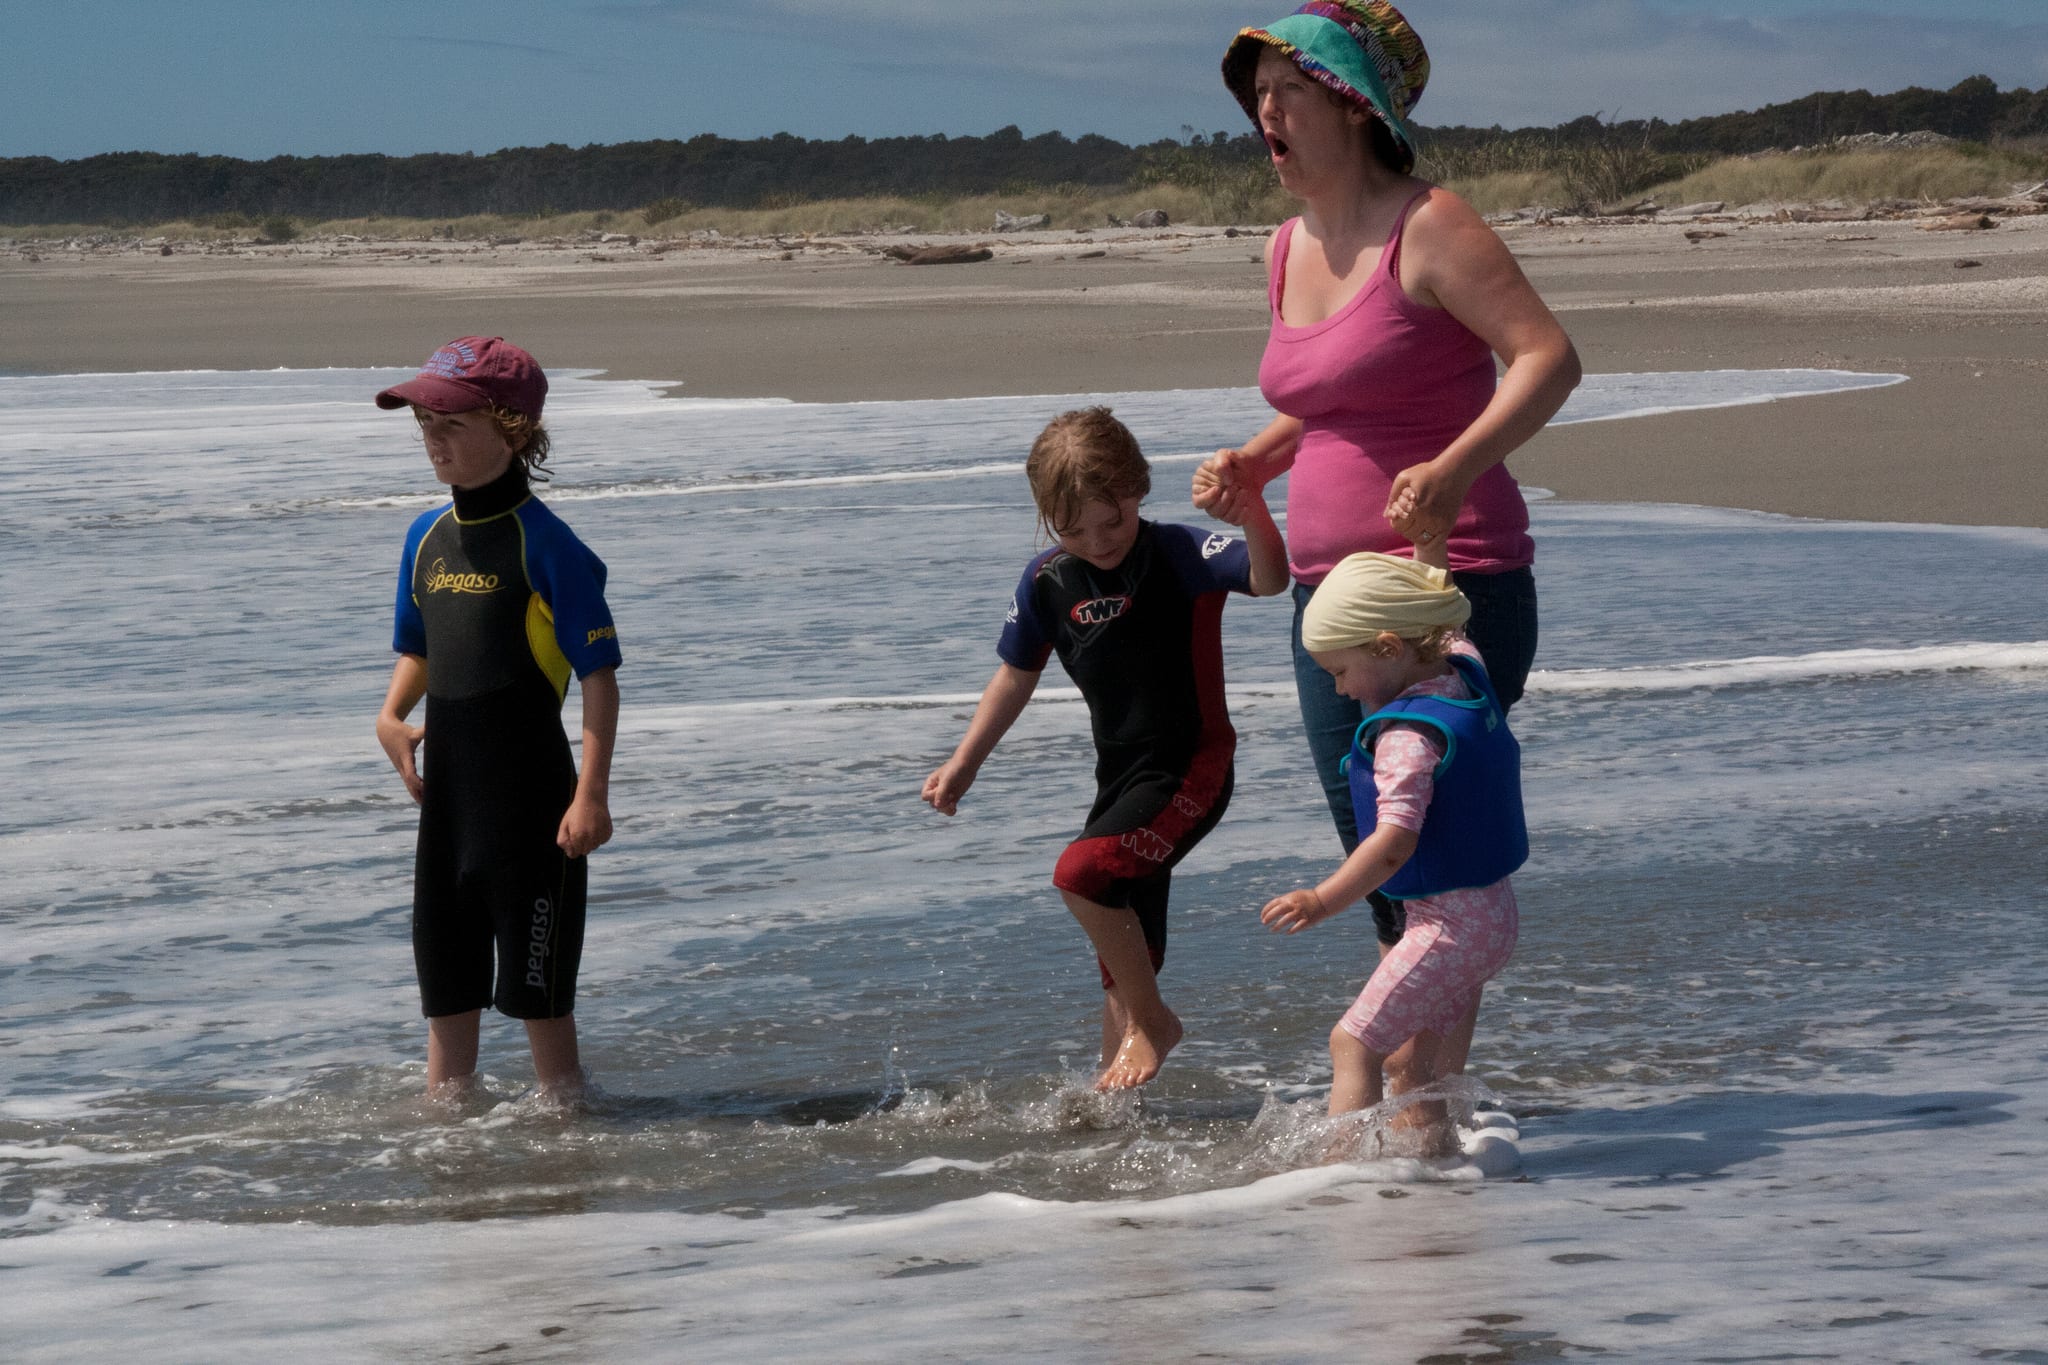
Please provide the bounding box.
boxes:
[372,337,621,1102]
[922,407,1287,1090]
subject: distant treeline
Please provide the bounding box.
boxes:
[4,76,2042,226]
[1426,75,2048,157]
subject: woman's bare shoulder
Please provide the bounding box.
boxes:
[1403,183,1491,239]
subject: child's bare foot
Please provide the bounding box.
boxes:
[1094,1008,1182,1090]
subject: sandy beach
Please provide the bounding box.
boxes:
[4,214,2043,526]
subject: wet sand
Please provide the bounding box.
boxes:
[4,215,2043,526]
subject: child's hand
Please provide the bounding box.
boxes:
[557,795,613,859]
[922,759,976,816]
[1385,485,1419,535]
[377,714,425,804]
[1260,887,1334,934]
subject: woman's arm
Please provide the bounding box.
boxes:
[1387,190,1582,540]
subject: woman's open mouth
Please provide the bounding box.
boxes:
[1264,132,1291,162]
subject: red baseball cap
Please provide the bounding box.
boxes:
[374,336,548,418]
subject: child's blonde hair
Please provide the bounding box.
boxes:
[413,402,553,481]
[1372,623,1462,664]
[1025,407,1151,539]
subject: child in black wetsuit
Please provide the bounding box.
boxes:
[372,337,621,1102]
[922,407,1287,1090]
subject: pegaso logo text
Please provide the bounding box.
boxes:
[423,558,501,595]
[524,895,553,988]
[1070,595,1131,626]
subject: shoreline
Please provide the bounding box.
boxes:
[6,216,2045,527]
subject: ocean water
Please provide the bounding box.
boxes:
[3,367,2045,1362]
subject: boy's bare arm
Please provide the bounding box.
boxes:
[558,666,619,859]
[376,654,430,804]
[922,662,1039,816]
[1233,493,1291,597]
[1259,821,1421,933]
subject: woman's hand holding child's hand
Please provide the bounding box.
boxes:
[1387,484,1450,568]
[1192,449,1260,524]
[1260,887,1335,934]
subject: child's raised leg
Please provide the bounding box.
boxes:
[1063,890,1181,1090]
[427,1009,483,1093]
[1099,993,1129,1075]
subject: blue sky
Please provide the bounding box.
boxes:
[6,0,2046,160]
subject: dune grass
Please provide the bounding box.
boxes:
[7,143,2045,243]
[1,183,1285,244]
[1644,144,2048,207]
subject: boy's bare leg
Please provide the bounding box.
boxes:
[1062,890,1180,1090]
[524,1014,584,1098]
[427,1010,482,1093]
[1099,992,1129,1074]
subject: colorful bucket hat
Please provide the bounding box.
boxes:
[1222,1,1430,173]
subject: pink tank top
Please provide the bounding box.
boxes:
[1260,194,1533,583]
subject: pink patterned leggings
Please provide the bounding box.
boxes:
[1338,878,1518,1055]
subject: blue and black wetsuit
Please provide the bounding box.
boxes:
[393,465,621,1020]
[998,520,1252,986]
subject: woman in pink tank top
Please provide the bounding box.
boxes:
[1198,1,1579,1093]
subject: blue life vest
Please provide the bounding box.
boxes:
[1344,652,1527,900]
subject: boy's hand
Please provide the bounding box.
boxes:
[377,714,425,804]
[921,759,976,816]
[557,795,612,859]
[1260,888,1334,934]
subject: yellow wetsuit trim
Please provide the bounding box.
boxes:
[526,594,573,705]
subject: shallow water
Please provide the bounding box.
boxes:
[3,368,2045,1360]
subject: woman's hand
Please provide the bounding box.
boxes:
[1193,448,1262,524]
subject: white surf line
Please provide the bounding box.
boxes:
[626,642,2048,725]
[322,456,1200,511]
[1528,641,2048,695]
[312,370,1906,511]
[1547,368,1907,426]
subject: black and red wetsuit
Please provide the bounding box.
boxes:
[997,520,1254,985]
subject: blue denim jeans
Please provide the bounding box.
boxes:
[1290,565,1537,942]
